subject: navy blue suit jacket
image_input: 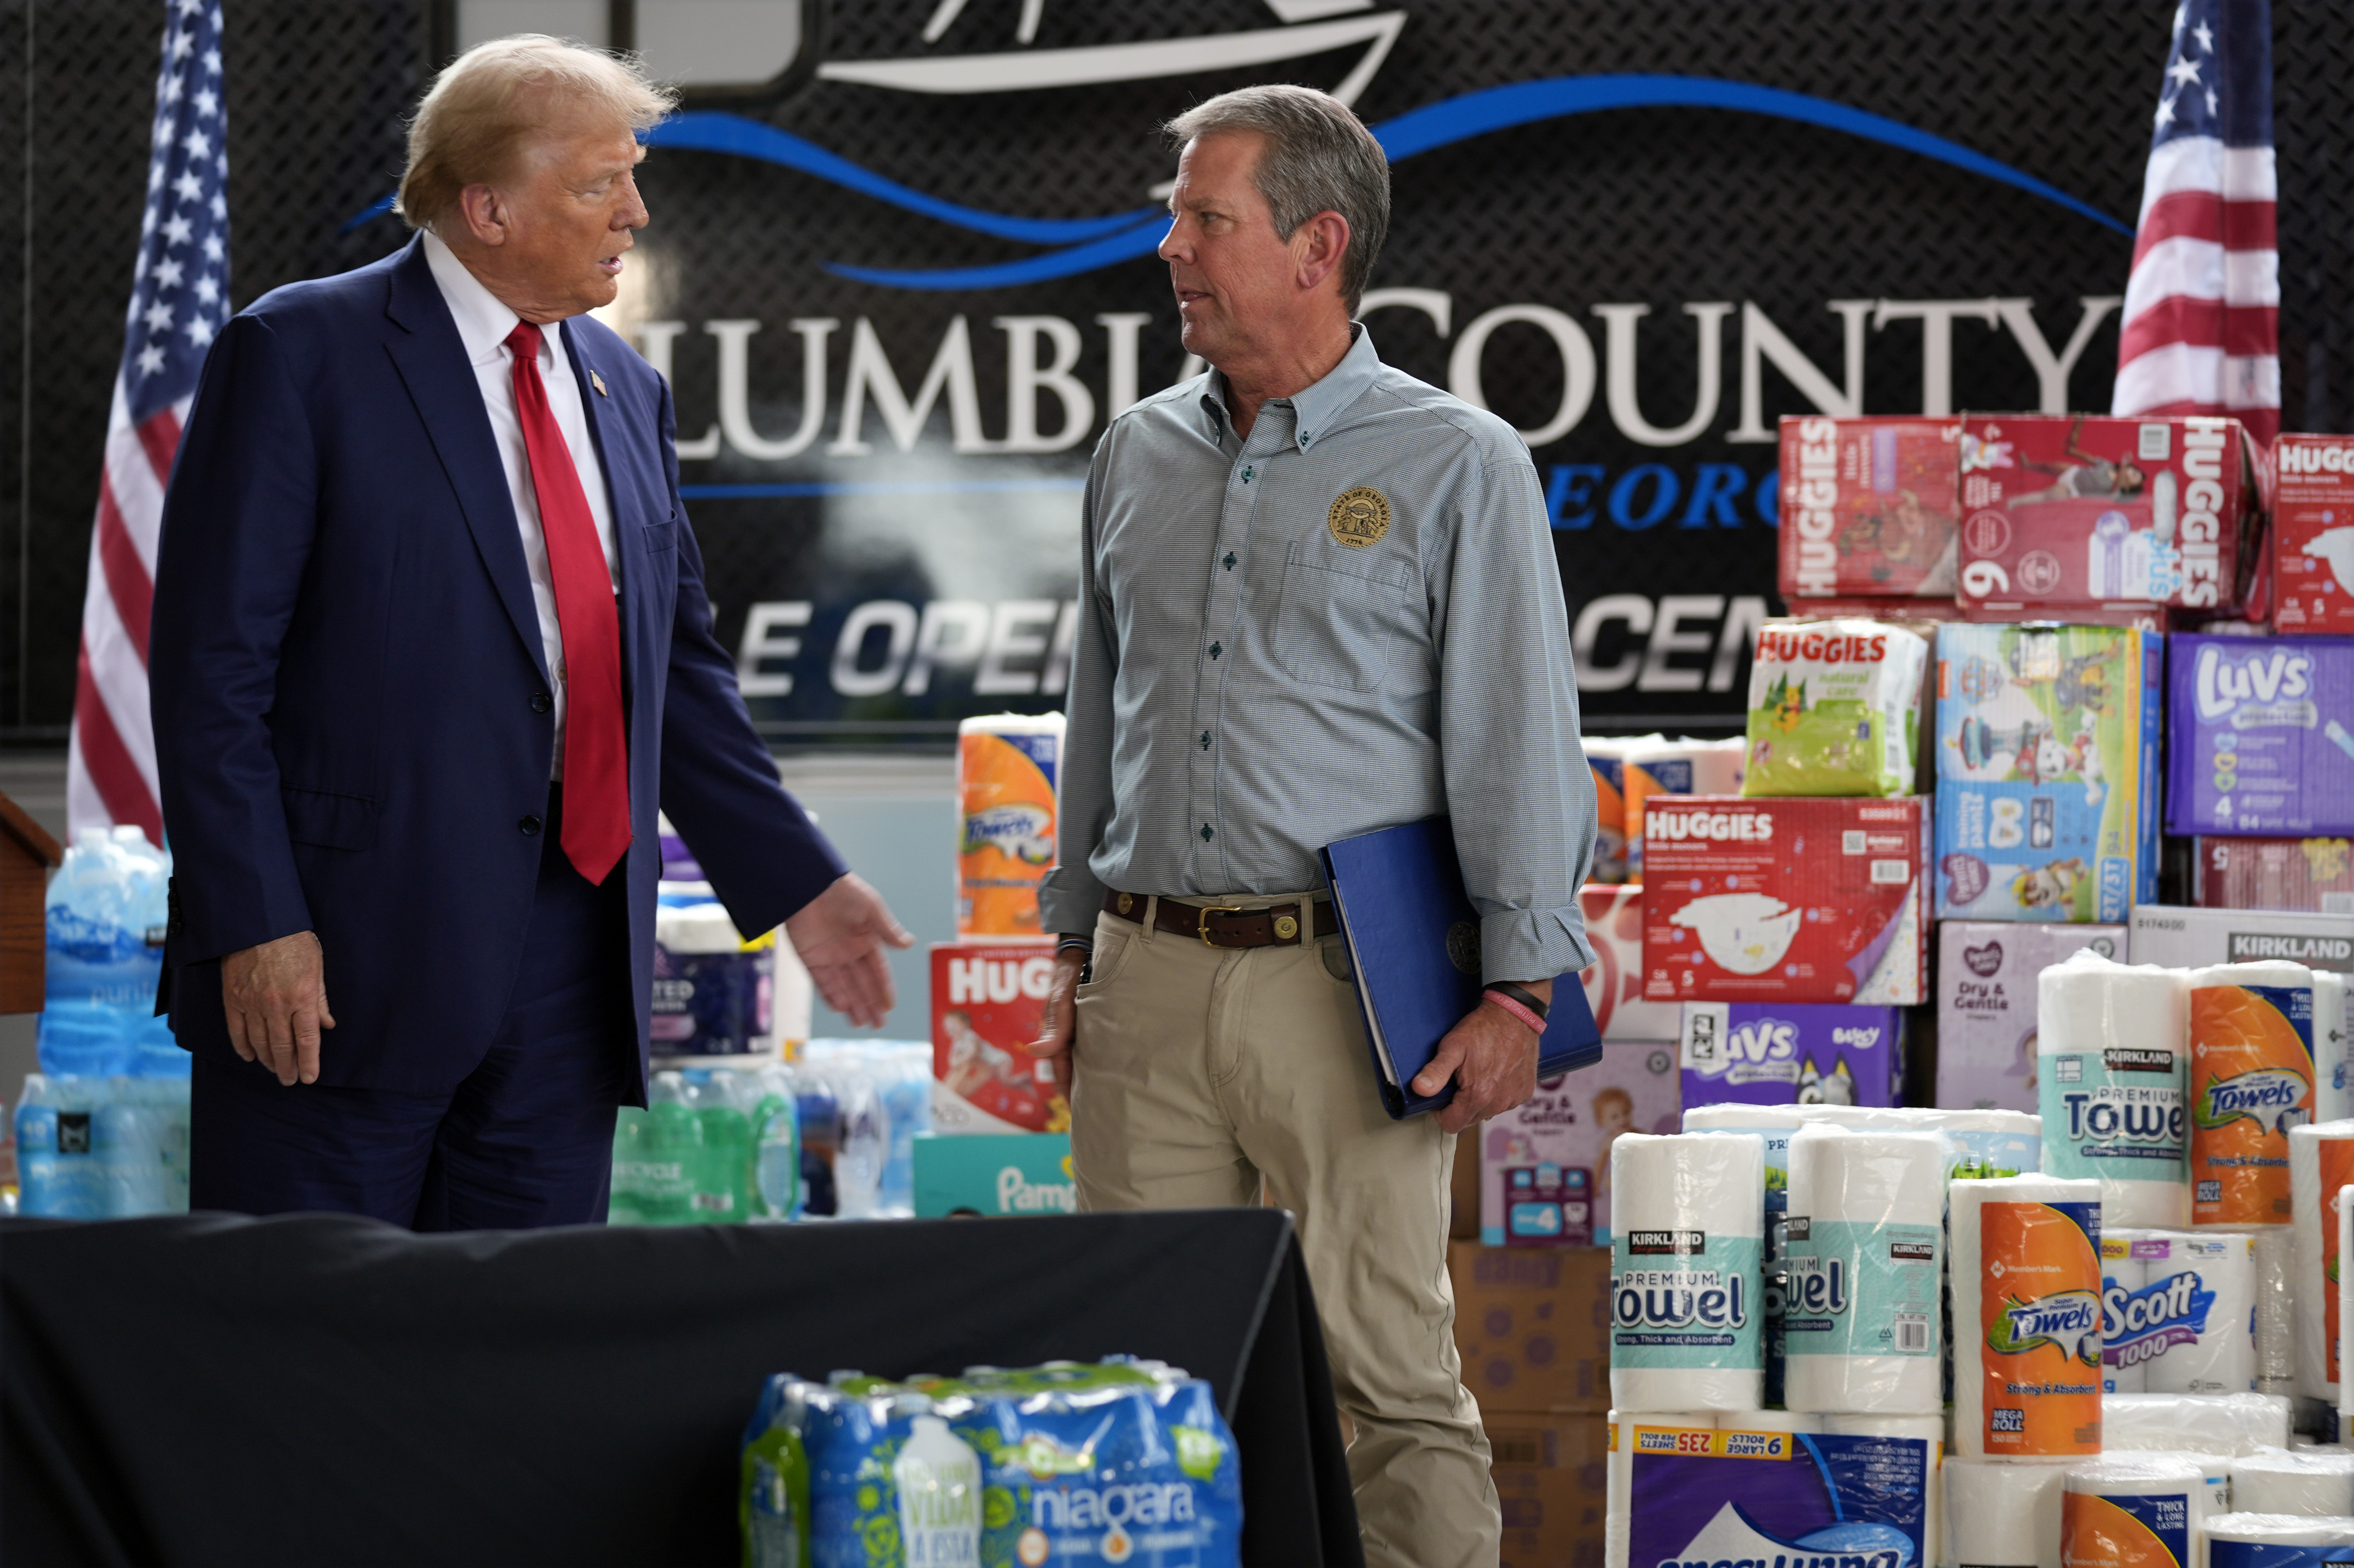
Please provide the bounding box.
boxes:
[150,237,844,1096]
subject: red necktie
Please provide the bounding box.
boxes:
[506,322,630,885]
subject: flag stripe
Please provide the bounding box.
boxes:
[2121,235,2281,321]
[72,638,162,847]
[2131,190,2278,265]
[2114,343,2282,417]
[133,405,181,490]
[2116,295,2281,364]
[93,471,155,663]
[2135,136,2278,223]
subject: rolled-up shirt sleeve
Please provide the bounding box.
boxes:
[1436,457,1598,982]
[1038,450,1116,937]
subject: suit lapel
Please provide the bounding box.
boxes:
[380,238,549,683]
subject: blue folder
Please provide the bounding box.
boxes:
[1319,816,1603,1120]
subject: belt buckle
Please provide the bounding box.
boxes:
[1196,904,1247,947]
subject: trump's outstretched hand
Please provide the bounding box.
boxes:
[786,873,915,1029]
[221,931,337,1087]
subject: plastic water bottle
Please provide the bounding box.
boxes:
[690,1070,754,1223]
[893,1409,981,1565]
[40,828,172,1078]
[750,1065,801,1221]
[16,1075,109,1218]
[832,1071,889,1221]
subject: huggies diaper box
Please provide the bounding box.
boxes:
[1678,1000,1905,1109]
[2195,837,2354,915]
[1778,415,1963,599]
[1935,920,2126,1112]
[929,943,1065,1135]
[1641,796,1928,1005]
[1479,1040,1680,1247]
[1933,622,2163,923]
[2166,634,2354,838]
[2273,433,2354,634]
[1956,413,2260,615]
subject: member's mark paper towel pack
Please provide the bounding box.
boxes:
[1951,1173,2104,1459]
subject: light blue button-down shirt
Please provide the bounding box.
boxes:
[1038,327,1598,983]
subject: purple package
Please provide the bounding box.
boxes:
[1678,1002,1905,1108]
[1625,1427,1931,1568]
[2168,634,2354,837]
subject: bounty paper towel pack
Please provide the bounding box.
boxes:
[1609,1132,1766,1412]
[1935,623,2164,924]
[2102,1231,2261,1396]
[1781,1125,1946,1413]
[1778,415,1964,600]
[2289,1124,2354,1402]
[955,713,1062,938]
[1743,619,1930,798]
[1940,922,2128,1113]
[1951,1174,2105,1460]
[2190,963,2320,1228]
[2274,433,2354,636]
[2037,950,2192,1228]
[2168,637,2354,839]
[1679,1002,1905,1110]
[1643,796,1929,1005]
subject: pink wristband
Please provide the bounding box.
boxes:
[1482,990,1546,1035]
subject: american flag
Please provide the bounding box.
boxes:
[2112,0,2278,446]
[67,0,232,844]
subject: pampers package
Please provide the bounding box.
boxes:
[741,1359,1243,1568]
[1641,795,1928,1005]
[1742,619,1929,798]
[1481,1040,1680,1248]
[2273,432,2354,635]
[1933,622,2163,923]
[2168,635,2354,839]
[1936,920,2126,1113]
[1956,413,2259,614]
[1778,414,1964,599]
[1678,1002,1904,1110]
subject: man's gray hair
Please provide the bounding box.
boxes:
[1166,85,1390,312]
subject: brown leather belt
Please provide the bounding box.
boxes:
[1102,889,1337,948]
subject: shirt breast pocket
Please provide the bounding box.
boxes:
[1273,541,1419,693]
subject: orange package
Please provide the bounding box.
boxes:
[956,714,1063,938]
[2060,1466,2195,1568]
[2188,962,2317,1227]
[1958,1178,2102,1459]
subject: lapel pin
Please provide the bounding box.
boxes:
[590,369,609,398]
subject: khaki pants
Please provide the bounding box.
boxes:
[1070,893,1500,1568]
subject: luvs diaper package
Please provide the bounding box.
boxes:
[1743,620,1929,797]
[2167,635,2354,838]
[1933,622,2163,923]
[1641,796,1928,1005]
[1677,1002,1905,1110]
[741,1359,1243,1568]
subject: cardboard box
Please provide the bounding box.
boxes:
[1448,1240,1611,1414]
[930,942,1062,1134]
[1480,1041,1681,1248]
[1956,413,2256,613]
[1935,920,2126,1111]
[1490,1411,1608,1568]
[2128,904,2354,975]
[1575,885,1685,1041]
[2273,434,2354,634]
[910,1132,1073,1217]
[1679,1001,1905,1108]
[1641,796,1928,1004]
[2195,837,2354,915]
[2168,635,2354,837]
[1932,623,2163,922]
[1779,416,1962,599]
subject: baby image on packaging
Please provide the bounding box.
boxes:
[1481,1042,1680,1247]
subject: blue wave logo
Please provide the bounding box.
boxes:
[349,75,2128,288]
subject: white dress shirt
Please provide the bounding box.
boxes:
[422,230,619,778]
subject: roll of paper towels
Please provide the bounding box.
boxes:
[2105,1392,2293,1456]
[1951,1174,2104,1458]
[2316,974,2350,1125]
[2062,1455,2207,1568]
[1916,1107,2044,1183]
[2258,1228,2298,1391]
[2340,1187,2354,1432]
[2230,1449,2354,1518]
[1944,1457,2072,1568]
[1606,1411,1714,1568]
[2205,1513,2354,1568]
[2104,1230,2260,1395]
[1682,1103,1802,1214]
[2038,950,2190,1229]
[1609,1132,1765,1411]
[2104,1230,2154,1394]
[1783,1125,1946,1413]
[1719,1408,1822,1432]
[2191,961,2318,1230]
[2290,1123,2354,1402]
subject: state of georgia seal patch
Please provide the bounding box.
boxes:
[1326,486,1391,548]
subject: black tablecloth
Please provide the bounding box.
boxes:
[1,1207,1360,1566]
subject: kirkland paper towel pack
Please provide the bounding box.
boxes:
[1952,1175,2105,1459]
[1609,1133,1766,1411]
[1683,1103,1805,1214]
[2206,1514,2354,1567]
[2192,963,2321,1227]
[2102,1232,2260,1395]
[1939,921,2127,1113]
[1783,1125,1946,1413]
[2062,1455,2205,1568]
[2290,1124,2354,1401]
[1945,1456,2073,1568]
[2039,950,2192,1228]
[2230,1450,2354,1517]
[2105,1393,2294,1455]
